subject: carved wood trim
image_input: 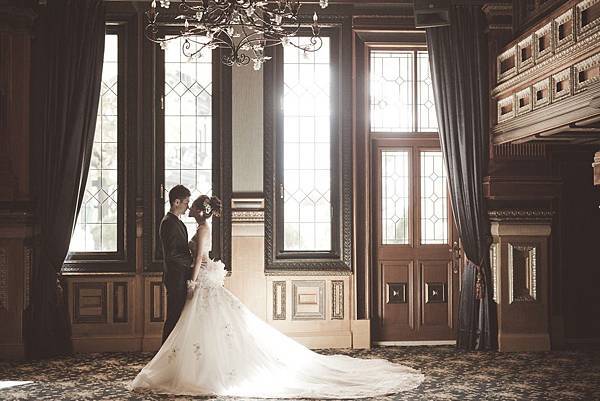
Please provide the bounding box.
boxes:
[113,282,128,323]
[488,209,554,222]
[331,280,344,320]
[73,282,108,324]
[272,281,286,320]
[508,243,538,304]
[263,21,353,272]
[492,84,600,144]
[149,281,164,323]
[291,280,325,320]
[493,26,600,97]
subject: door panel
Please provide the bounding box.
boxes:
[373,137,458,342]
[380,260,414,330]
[419,260,455,336]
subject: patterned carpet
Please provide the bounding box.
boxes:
[1,346,599,400]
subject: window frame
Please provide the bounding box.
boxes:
[264,18,352,272]
[142,31,232,273]
[368,45,437,134]
[63,19,135,273]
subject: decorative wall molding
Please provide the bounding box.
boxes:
[73,282,107,324]
[534,22,554,63]
[272,281,286,320]
[490,243,499,303]
[331,280,344,320]
[232,210,265,223]
[492,143,547,160]
[551,67,573,101]
[554,7,575,51]
[576,0,600,38]
[0,247,7,312]
[23,240,31,310]
[493,28,600,96]
[574,53,600,92]
[508,243,538,304]
[265,269,352,276]
[113,282,128,323]
[488,209,554,222]
[292,280,325,320]
[149,281,164,323]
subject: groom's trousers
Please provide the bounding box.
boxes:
[162,268,190,343]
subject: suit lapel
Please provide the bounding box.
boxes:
[169,212,188,240]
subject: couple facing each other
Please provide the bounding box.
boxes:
[129,185,424,399]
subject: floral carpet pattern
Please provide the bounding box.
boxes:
[1,346,599,400]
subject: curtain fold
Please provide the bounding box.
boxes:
[426,6,497,350]
[25,0,105,358]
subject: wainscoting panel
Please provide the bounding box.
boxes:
[60,205,363,353]
[266,274,352,349]
[66,275,142,352]
[73,282,107,324]
[292,280,325,320]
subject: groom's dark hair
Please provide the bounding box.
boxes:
[168,185,191,205]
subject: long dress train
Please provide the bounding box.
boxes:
[129,259,424,398]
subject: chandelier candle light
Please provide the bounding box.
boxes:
[145,0,329,70]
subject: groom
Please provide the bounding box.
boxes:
[160,184,193,343]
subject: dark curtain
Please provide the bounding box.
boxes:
[25,0,105,358]
[426,6,496,350]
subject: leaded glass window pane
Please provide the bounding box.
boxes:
[283,37,331,251]
[417,51,438,132]
[370,51,413,132]
[70,33,119,252]
[164,36,212,237]
[420,151,448,244]
[381,150,410,245]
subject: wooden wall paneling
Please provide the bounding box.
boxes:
[332,280,344,320]
[73,282,108,324]
[272,280,286,320]
[292,280,325,320]
[418,261,455,339]
[113,281,128,323]
[149,279,164,323]
[377,260,414,340]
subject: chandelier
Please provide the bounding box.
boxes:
[145,0,329,70]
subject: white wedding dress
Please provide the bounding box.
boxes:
[130,229,424,399]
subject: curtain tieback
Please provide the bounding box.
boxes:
[466,258,485,300]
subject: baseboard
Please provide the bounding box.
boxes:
[0,343,25,359]
[374,340,456,346]
[72,336,143,353]
[498,333,551,352]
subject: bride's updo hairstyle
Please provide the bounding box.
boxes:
[192,195,223,219]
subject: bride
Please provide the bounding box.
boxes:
[130,195,424,398]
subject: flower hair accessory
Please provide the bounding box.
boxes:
[202,198,212,216]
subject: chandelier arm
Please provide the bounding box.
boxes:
[145,0,326,69]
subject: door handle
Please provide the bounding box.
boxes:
[449,241,461,274]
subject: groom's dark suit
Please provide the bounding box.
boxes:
[159,212,193,343]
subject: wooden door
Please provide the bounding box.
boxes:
[372,136,460,342]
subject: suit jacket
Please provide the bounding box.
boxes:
[159,212,193,286]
